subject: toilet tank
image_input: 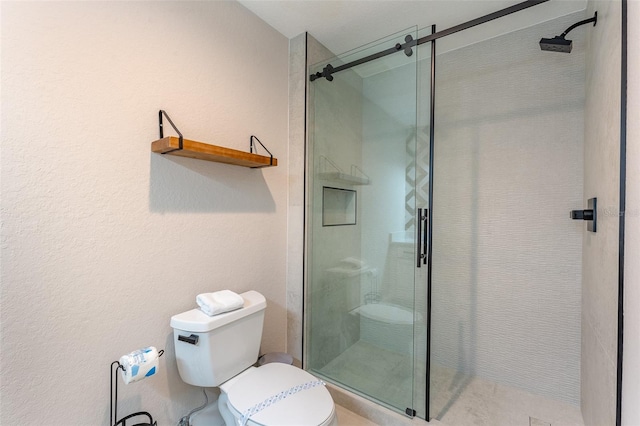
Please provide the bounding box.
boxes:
[325,260,370,312]
[170,290,266,387]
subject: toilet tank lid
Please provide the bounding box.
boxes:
[170,290,266,333]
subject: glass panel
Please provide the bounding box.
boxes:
[306,28,419,415]
[428,11,590,424]
[412,30,433,420]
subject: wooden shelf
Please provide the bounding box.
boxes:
[318,172,370,185]
[151,136,277,168]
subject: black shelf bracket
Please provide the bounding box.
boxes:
[250,135,274,168]
[158,110,183,154]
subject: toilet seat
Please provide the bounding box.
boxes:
[225,363,335,426]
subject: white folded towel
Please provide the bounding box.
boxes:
[196,290,244,316]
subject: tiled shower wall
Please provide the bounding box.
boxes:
[622,3,640,425]
[581,1,622,424]
[428,12,586,405]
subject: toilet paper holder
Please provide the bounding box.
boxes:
[110,349,164,426]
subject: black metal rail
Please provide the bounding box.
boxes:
[310,0,549,82]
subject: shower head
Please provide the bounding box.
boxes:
[539,11,597,53]
[539,36,573,53]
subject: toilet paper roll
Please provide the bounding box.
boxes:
[119,346,159,385]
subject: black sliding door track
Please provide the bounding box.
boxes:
[309,0,549,82]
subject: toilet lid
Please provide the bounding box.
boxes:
[227,363,333,426]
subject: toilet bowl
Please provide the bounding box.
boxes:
[171,291,337,426]
[351,303,423,355]
[218,363,337,426]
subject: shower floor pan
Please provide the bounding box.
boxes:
[316,341,585,426]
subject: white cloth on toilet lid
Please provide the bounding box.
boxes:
[226,363,334,426]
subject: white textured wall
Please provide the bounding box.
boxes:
[581,1,622,424]
[430,12,585,405]
[0,2,288,425]
[622,1,640,424]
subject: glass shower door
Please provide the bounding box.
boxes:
[306,29,423,416]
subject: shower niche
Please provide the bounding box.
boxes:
[322,187,356,227]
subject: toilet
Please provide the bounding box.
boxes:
[171,290,337,426]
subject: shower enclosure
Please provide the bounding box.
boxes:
[304,2,621,424]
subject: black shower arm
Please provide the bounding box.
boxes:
[561,12,597,38]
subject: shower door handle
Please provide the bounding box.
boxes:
[416,208,429,267]
[422,208,429,265]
